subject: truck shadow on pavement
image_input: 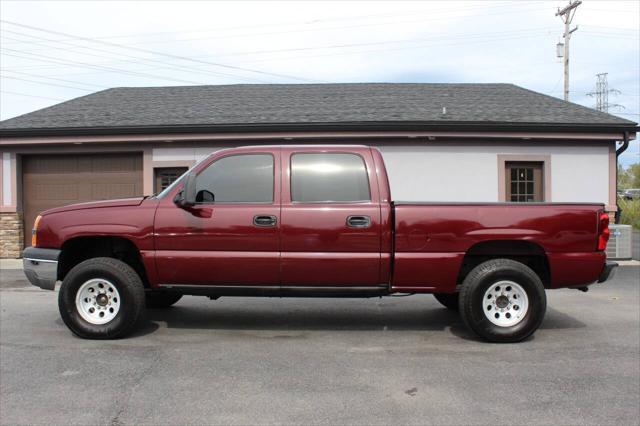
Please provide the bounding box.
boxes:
[132,303,586,342]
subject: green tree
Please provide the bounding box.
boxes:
[629,163,640,188]
[618,164,632,189]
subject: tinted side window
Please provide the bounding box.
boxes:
[291,153,371,202]
[196,154,273,203]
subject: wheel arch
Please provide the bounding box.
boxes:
[458,240,551,288]
[57,236,150,288]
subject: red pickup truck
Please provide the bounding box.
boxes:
[23,145,616,342]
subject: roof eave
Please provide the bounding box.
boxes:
[0,121,638,138]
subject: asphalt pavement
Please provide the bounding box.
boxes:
[1,265,639,425]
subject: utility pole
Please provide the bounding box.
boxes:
[586,73,623,113]
[556,0,581,101]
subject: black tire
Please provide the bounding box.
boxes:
[145,292,182,309]
[459,259,546,343]
[433,293,459,310]
[58,257,145,339]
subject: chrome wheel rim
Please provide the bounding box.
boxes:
[482,280,529,327]
[75,279,121,325]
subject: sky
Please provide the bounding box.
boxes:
[0,0,638,166]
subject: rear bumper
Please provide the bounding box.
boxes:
[597,261,618,283]
[23,247,60,291]
[547,252,608,288]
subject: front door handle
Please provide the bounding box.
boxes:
[253,215,277,227]
[347,215,371,228]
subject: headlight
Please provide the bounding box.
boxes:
[31,215,41,247]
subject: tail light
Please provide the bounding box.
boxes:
[597,211,610,251]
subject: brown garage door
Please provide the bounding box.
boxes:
[22,153,143,247]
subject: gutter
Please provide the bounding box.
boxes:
[0,121,639,138]
[614,131,631,223]
[616,131,630,156]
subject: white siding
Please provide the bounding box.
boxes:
[375,143,610,204]
[375,144,498,202]
[547,145,609,203]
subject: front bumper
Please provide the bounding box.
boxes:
[597,261,618,283]
[23,247,61,290]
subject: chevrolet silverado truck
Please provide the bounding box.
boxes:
[23,145,617,342]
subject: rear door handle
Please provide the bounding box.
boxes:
[253,215,277,227]
[347,215,371,228]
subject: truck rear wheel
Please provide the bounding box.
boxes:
[433,293,459,310]
[145,292,182,308]
[58,257,145,339]
[459,259,546,343]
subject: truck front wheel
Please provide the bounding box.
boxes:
[459,259,546,343]
[58,257,145,339]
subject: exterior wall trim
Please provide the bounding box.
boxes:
[608,143,618,212]
[0,130,628,146]
[0,152,3,207]
[152,160,197,168]
[497,154,552,202]
[1,152,17,212]
[143,147,153,196]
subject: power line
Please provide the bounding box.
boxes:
[213,32,554,66]
[2,70,110,89]
[1,28,555,76]
[580,31,638,40]
[184,28,556,59]
[1,31,274,84]
[582,24,639,32]
[1,26,554,65]
[2,31,553,82]
[0,90,66,102]
[0,2,549,48]
[2,49,211,85]
[91,5,552,47]
[0,20,323,83]
[1,75,95,91]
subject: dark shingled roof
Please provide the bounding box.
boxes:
[0,83,636,135]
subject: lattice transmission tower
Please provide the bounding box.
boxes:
[586,73,623,113]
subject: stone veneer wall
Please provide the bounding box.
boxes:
[1,212,23,258]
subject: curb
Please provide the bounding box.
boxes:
[1,259,23,269]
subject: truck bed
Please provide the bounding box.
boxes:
[391,202,605,292]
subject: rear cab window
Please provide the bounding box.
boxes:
[290,153,371,203]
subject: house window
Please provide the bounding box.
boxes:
[154,167,188,193]
[506,162,543,202]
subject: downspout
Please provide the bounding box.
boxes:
[614,131,630,224]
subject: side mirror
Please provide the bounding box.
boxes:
[173,172,196,208]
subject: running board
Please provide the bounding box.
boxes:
[157,284,390,298]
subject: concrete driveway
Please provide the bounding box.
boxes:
[1,265,639,425]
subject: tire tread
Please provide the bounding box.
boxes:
[459,258,546,343]
[58,257,145,339]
